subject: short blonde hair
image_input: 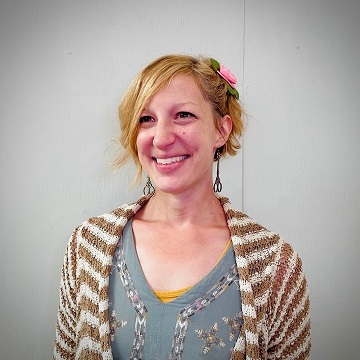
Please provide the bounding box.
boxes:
[114,54,245,183]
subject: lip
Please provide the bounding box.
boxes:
[151,155,190,172]
[154,155,189,165]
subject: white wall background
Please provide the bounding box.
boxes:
[0,0,358,359]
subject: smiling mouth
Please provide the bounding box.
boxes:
[155,155,189,165]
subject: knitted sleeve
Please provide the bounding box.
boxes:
[266,242,311,359]
[53,228,79,359]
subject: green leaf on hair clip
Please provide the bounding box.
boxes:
[210,58,220,71]
[226,84,240,100]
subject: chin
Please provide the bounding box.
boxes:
[151,178,187,195]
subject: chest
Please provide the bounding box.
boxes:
[132,220,231,290]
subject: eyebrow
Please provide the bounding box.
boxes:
[174,102,197,107]
[142,102,198,113]
[171,102,198,111]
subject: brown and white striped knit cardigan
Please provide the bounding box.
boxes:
[54,195,311,359]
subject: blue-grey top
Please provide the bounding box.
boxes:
[109,219,243,359]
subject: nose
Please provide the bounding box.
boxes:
[152,120,176,149]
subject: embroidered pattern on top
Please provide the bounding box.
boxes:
[169,263,239,359]
[109,309,128,342]
[222,312,243,341]
[195,323,225,354]
[115,241,148,360]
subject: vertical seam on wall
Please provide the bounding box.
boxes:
[241,0,246,212]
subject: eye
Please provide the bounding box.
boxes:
[139,116,154,124]
[177,112,196,119]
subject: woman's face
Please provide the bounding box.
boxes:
[136,74,230,196]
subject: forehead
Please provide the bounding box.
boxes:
[145,74,207,108]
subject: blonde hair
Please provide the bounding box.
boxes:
[114,54,245,183]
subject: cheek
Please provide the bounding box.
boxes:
[136,131,150,150]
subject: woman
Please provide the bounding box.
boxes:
[54,55,311,359]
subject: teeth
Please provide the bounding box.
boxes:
[156,155,187,164]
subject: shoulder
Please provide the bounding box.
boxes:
[220,195,308,301]
[219,195,299,277]
[218,195,281,248]
[68,196,150,253]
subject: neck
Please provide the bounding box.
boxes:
[141,188,224,227]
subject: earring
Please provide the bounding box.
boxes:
[213,148,222,193]
[143,175,155,195]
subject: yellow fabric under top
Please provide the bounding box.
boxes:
[153,239,232,303]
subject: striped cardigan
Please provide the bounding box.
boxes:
[54,195,311,359]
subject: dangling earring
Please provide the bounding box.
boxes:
[143,175,155,195]
[213,148,222,193]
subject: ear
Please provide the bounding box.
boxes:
[215,115,233,148]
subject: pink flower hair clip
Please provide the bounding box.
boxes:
[210,58,239,100]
